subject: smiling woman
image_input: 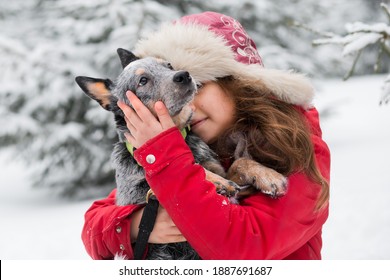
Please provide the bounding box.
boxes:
[189,81,236,144]
[81,11,330,260]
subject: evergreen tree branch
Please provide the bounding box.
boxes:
[344,49,362,80]
[381,40,390,56]
[381,3,390,23]
[306,2,390,105]
[374,44,384,73]
[380,74,390,105]
[292,20,336,38]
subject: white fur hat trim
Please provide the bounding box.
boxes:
[134,23,314,109]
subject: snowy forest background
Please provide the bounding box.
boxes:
[1,0,389,260]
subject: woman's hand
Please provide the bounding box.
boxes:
[117,91,175,149]
[130,206,186,244]
[121,93,184,244]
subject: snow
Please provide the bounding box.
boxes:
[0,154,93,259]
[313,31,383,57]
[0,75,390,260]
[312,17,390,58]
[316,75,390,259]
[346,21,390,34]
[342,33,382,56]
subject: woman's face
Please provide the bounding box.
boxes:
[189,81,236,144]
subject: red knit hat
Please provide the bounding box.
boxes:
[179,12,263,66]
[134,12,314,109]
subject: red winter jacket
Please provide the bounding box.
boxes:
[81,107,330,260]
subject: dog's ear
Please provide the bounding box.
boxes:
[117,48,139,69]
[75,76,115,111]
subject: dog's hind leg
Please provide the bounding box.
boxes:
[227,158,288,198]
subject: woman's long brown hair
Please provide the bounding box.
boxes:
[215,76,329,210]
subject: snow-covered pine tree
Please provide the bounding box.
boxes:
[0,0,375,198]
[312,2,390,105]
[214,0,372,76]
[0,0,183,197]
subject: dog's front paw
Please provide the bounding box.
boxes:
[204,169,239,199]
[227,158,288,198]
[214,179,240,198]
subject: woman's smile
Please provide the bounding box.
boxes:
[190,118,207,129]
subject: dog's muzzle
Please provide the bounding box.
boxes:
[173,71,192,85]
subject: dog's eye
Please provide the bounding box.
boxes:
[138,77,148,86]
[167,63,174,70]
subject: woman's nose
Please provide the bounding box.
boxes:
[188,101,196,112]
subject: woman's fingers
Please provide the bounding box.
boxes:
[117,91,177,148]
[130,206,186,244]
[155,101,175,130]
[124,116,137,133]
[117,100,141,126]
[126,91,156,125]
[148,206,187,244]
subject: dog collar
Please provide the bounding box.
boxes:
[125,125,191,158]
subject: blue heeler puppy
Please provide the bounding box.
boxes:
[75,49,241,259]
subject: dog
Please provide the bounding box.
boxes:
[75,48,287,259]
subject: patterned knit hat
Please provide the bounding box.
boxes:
[179,12,263,66]
[134,11,314,108]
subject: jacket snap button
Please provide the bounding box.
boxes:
[120,244,125,250]
[146,154,156,164]
[116,226,122,233]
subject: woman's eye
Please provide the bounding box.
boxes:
[196,83,203,90]
[138,77,148,86]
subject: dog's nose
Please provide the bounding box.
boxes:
[173,71,192,84]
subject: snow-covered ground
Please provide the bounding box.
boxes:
[316,75,390,259]
[0,156,93,259]
[0,75,389,260]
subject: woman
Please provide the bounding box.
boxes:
[82,11,330,260]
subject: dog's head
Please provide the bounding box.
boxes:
[75,48,197,141]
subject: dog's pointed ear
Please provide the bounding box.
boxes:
[117,48,139,69]
[75,76,115,111]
